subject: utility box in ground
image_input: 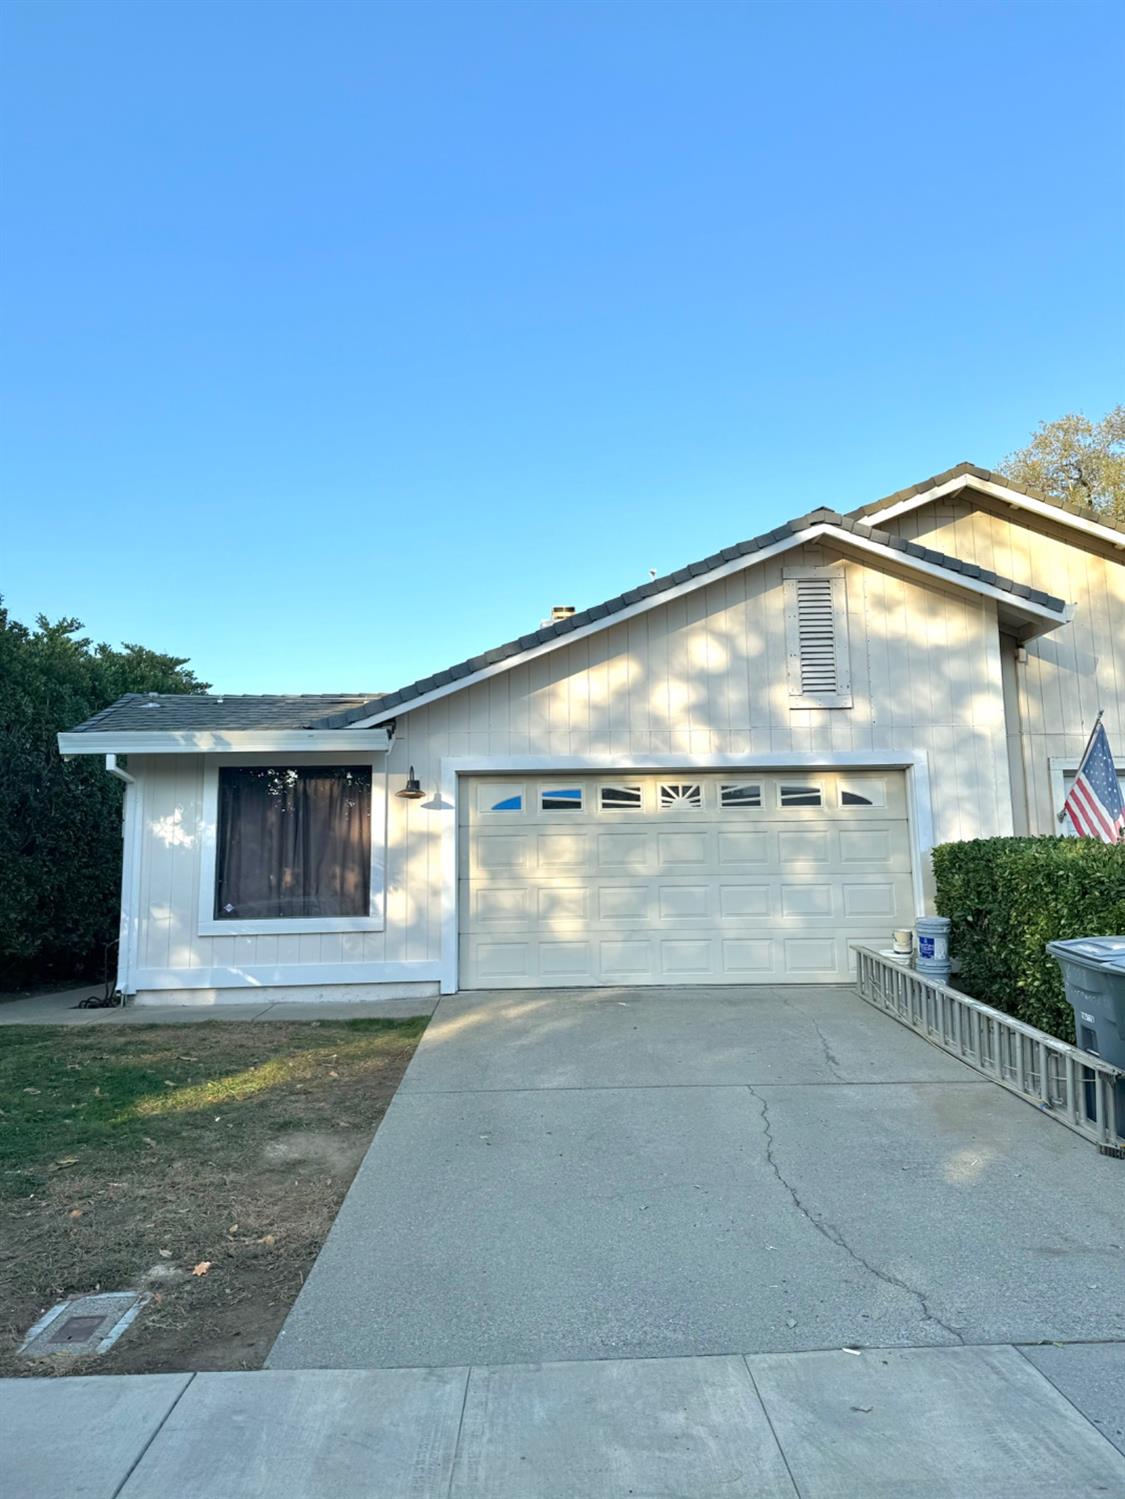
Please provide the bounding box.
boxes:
[1047,937,1125,1137]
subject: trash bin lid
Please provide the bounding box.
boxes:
[1046,937,1125,972]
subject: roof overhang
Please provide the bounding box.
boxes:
[57,728,393,757]
[861,473,1125,552]
[821,526,1074,640]
[348,521,1072,726]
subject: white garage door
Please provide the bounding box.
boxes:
[459,771,914,988]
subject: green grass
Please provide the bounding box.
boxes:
[0,1016,428,1375]
[0,1018,427,1196]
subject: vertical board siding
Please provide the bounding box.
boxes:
[130,521,1110,983]
[881,499,1124,832]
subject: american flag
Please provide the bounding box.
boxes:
[1063,721,1124,843]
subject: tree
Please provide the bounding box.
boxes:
[999,406,1125,523]
[0,604,208,986]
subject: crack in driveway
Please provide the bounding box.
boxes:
[746,1084,965,1344]
[778,991,846,1081]
[808,1017,845,1081]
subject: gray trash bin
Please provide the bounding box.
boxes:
[1046,937,1125,1137]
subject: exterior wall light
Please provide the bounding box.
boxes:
[396,765,425,800]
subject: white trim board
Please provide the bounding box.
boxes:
[436,749,936,995]
[862,473,1125,552]
[350,522,1070,728]
[131,961,441,991]
[196,753,388,936]
[57,729,393,757]
[117,769,145,996]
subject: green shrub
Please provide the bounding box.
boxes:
[0,603,207,987]
[932,836,1125,1042]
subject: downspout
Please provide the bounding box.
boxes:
[105,754,140,999]
[105,753,134,786]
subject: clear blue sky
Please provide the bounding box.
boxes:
[3,0,1122,695]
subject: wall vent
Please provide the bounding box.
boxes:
[784,568,852,707]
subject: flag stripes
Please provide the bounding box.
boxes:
[1062,721,1124,844]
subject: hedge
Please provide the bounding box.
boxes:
[0,604,207,987]
[932,836,1125,1042]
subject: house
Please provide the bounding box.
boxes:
[58,463,1125,1006]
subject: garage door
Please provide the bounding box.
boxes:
[459,771,914,988]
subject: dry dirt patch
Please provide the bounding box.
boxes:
[0,1016,426,1375]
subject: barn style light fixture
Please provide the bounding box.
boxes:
[396,765,425,800]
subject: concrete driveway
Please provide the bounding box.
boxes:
[269,984,1125,1370]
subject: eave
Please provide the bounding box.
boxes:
[56,729,394,757]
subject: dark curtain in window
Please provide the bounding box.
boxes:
[215,766,371,919]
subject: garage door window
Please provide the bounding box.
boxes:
[839,778,886,807]
[660,782,702,809]
[541,787,583,811]
[600,784,643,811]
[480,783,524,812]
[720,782,762,809]
[778,783,822,807]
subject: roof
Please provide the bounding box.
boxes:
[67,693,381,735]
[66,468,1078,740]
[847,459,1125,537]
[325,504,1069,726]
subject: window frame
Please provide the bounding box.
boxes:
[598,782,644,812]
[837,776,887,809]
[719,780,764,810]
[659,781,703,810]
[480,782,525,813]
[539,784,584,812]
[777,780,824,808]
[783,564,853,709]
[198,753,387,935]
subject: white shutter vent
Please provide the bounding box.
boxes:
[784,568,852,707]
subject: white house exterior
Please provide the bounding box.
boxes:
[59,464,1125,1007]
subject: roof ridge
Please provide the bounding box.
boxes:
[65,465,1082,737]
[846,461,1125,535]
[330,503,1068,726]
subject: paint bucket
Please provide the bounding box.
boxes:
[915,916,951,983]
[892,928,913,957]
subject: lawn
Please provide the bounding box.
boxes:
[0,1016,427,1376]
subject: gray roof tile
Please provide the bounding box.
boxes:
[847,459,1125,536]
[67,476,1074,737]
[67,693,382,735]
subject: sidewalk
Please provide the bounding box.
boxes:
[0,986,436,1025]
[4,1342,1123,1498]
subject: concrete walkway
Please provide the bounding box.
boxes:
[4,1341,1124,1497]
[270,984,1125,1370]
[6,983,1125,1497]
[0,984,436,1025]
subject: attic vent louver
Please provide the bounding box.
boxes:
[784,568,852,707]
